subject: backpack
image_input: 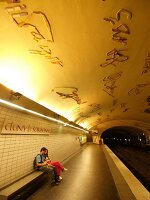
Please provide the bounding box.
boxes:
[33,154,42,170]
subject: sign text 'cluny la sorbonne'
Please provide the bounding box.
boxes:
[1,119,54,134]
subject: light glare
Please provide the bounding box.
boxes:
[0,99,88,133]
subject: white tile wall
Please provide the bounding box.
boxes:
[0,105,83,189]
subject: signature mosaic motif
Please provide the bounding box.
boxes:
[5,2,63,67]
[103,71,123,97]
[88,103,102,113]
[144,108,150,114]
[120,103,129,112]
[142,53,150,75]
[53,87,87,105]
[128,83,149,96]
[101,9,132,68]
[100,49,128,68]
[146,96,150,105]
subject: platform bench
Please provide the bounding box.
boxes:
[0,171,47,200]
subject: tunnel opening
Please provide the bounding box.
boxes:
[101,126,147,149]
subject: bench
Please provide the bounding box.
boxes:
[0,171,47,200]
[0,148,86,200]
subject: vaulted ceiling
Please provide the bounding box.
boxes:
[0,0,150,134]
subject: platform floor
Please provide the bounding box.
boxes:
[28,143,120,200]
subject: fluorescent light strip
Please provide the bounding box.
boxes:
[0,99,88,133]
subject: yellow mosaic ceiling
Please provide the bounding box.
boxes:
[0,0,150,132]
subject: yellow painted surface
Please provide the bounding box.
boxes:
[0,0,150,132]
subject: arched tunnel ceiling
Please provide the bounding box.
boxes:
[101,126,145,137]
[0,0,150,133]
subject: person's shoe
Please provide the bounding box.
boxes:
[55,181,60,185]
[51,181,59,186]
[56,178,61,182]
[51,179,55,184]
[59,176,63,180]
[51,179,59,185]
[63,168,68,171]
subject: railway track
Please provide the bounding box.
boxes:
[108,145,150,191]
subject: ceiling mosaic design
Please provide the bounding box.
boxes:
[0,0,150,133]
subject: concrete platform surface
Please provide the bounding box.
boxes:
[27,143,120,200]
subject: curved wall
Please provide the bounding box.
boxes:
[0,104,86,189]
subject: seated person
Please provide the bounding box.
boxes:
[35,147,60,184]
[44,149,68,180]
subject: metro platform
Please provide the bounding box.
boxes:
[27,143,149,200]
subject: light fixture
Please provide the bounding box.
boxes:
[0,99,88,133]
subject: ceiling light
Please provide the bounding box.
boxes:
[0,99,88,133]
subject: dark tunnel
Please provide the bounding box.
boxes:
[101,126,148,149]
